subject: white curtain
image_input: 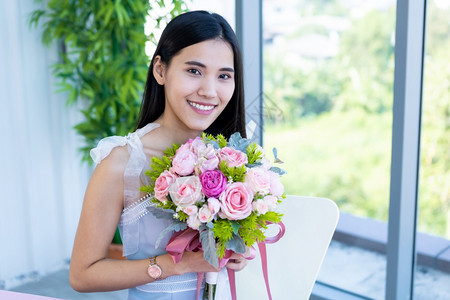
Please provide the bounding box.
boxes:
[0,0,91,289]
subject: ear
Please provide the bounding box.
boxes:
[153,56,166,85]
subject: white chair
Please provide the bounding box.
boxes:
[237,195,339,299]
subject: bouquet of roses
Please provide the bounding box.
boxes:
[141,132,285,299]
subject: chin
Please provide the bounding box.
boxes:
[187,121,214,133]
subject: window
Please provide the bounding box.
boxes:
[262,1,396,297]
[414,0,450,297]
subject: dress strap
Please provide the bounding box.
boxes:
[90,123,160,164]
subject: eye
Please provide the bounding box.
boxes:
[219,73,232,80]
[187,68,201,75]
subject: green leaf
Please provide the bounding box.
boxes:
[228,132,250,153]
[231,221,240,235]
[28,10,46,28]
[219,161,246,182]
[154,221,187,249]
[225,234,246,254]
[246,143,263,164]
[67,88,79,105]
[200,227,219,268]
[269,166,287,176]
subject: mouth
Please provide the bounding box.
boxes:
[187,100,217,112]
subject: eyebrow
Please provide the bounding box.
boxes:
[185,60,234,73]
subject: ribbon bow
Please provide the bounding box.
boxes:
[164,221,285,300]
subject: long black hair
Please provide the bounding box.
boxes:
[136,10,246,138]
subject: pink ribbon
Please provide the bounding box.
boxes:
[164,221,285,300]
[227,221,285,300]
[165,228,202,263]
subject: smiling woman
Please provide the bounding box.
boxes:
[69,10,248,300]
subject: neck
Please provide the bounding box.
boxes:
[154,114,202,145]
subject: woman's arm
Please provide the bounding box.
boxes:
[69,147,220,292]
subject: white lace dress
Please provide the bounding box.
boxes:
[90,123,230,300]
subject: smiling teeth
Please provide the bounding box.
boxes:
[188,101,215,111]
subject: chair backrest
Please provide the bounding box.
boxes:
[237,195,339,299]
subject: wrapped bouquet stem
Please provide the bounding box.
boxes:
[142,132,287,299]
[203,271,218,300]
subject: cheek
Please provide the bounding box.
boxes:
[165,77,196,100]
[218,82,235,105]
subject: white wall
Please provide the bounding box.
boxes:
[0,0,91,289]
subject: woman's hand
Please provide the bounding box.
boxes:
[225,252,248,272]
[177,251,222,274]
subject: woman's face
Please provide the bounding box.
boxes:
[153,39,235,134]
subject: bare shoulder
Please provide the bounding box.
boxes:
[87,145,129,205]
[95,145,130,174]
[140,127,168,158]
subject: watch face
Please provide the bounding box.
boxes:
[148,265,162,279]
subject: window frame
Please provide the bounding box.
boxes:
[236,0,428,298]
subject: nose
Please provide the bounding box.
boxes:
[198,77,217,98]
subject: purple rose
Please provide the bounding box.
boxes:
[200,170,227,198]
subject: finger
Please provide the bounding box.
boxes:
[226,258,248,271]
[228,253,242,259]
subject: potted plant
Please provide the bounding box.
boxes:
[30,0,188,256]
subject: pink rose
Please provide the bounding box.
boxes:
[176,138,195,153]
[219,182,253,220]
[187,213,202,230]
[207,197,221,215]
[263,195,278,211]
[252,199,268,215]
[269,171,284,197]
[197,143,216,158]
[260,157,272,170]
[196,144,219,172]
[190,137,207,155]
[198,205,213,223]
[169,176,203,208]
[199,156,220,172]
[172,149,197,176]
[154,170,178,201]
[244,167,271,196]
[219,147,248,167]
[200,170,227,198]
[183,205,198,216]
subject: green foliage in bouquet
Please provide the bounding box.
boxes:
[142,143,180,188]
[218,161,246,183]
[213,211,283,258]
[246,143,264,165]
[201,132,227,148]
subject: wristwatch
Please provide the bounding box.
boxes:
[147,256,162,280]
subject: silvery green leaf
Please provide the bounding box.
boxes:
[225,234,246,254]
[199,224,208,231]
[272,147,284,164]
[155,221,187,248]
[206,221,214,229]
[269,166,287,175]
[200,228,219,268]
[228,132,250,153]
[210,140,220,149]
[246,162,262,168]
[273,147,278,158]
[231,221,240,235]
[148,206,176,219]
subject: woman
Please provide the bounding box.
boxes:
[69,10,248,299]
